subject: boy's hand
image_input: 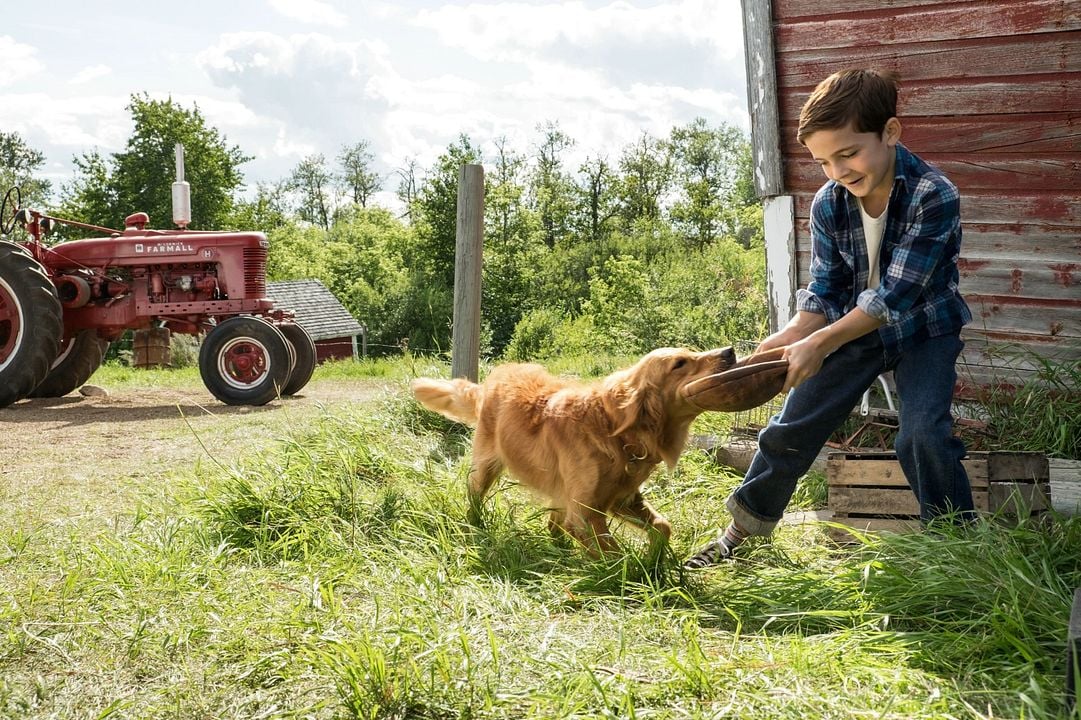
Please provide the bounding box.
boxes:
[780,337,828,392]
[754,311,827,356]
[777,308,884,392]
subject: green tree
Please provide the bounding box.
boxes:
[0,131,52,211]
[573,155,619,246]
[395,157,419,222]
[288,154,334,230]
[338,141,381,208]
[669,118,750,248]
[398,135,481,353]
[228,180,290,231]
[530,122,576,249]
[483,136,543,353]
[61,94,249,231]
[326,207,412,354]
[617,132,672,226]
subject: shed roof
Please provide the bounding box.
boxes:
[266,279,364,342]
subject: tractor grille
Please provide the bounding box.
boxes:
[243,248,268,298]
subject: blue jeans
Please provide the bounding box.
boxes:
[726,331,974,535]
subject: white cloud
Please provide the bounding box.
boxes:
[0,93,129,149]
[412,1,743,72]
[198,31,394,174]
[0,36,44,86]
[268,0,348,28]
[69,64,112,85]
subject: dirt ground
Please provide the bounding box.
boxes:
[0,379,388,527]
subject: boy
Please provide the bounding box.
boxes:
[685,69,974,568]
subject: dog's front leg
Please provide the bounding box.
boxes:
[616,492,672,548]
[564,507,618,557]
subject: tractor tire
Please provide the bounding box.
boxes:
[28,329,110,398]
[199,316,291,406]
[278,322,316,396]
[0,242,63,408]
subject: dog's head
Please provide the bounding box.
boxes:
[601,347,737,466]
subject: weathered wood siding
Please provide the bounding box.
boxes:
[751,0,1080,385]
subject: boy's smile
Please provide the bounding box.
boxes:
[804,118,901,216]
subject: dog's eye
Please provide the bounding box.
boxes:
[673,358,687,370]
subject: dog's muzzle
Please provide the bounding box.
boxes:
[681,347,788,412]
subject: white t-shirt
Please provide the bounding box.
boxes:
[859,200,887,290]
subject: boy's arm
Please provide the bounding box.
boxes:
[780,308,883,391]
[858,181,961,324]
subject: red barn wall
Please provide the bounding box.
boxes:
[314,338,356,363]
[762,0,1080,383]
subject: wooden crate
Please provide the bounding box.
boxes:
[827,450,1050,536]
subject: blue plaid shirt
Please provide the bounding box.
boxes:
[796,143,972,357]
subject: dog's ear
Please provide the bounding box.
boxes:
[602,363,665,440]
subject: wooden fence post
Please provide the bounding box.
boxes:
[452,163,483,381]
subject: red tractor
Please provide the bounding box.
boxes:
[0,163,316,409]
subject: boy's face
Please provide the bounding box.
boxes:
[803,118,901,211]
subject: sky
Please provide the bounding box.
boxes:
[1,0,749,210]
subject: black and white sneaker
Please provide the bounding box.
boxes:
[683,537,736,569]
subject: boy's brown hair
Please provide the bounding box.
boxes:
[797,69,899,145]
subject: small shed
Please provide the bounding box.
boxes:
[741,0,1080,387]
[266,279,366,362]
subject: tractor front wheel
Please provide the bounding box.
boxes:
[199,316,291,406]
[278,322,316,396]
[29,329,111,398]
[0,242,63,408]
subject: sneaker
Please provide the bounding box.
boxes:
[683,537,736,569]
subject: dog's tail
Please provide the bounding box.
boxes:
[410,378,482,426]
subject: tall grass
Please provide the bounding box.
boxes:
[1,363,1079,718]
[970,349,1081,459]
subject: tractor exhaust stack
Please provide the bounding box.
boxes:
[172,143,191,229]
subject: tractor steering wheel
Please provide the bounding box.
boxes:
[0,187,22,236]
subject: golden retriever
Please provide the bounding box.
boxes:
[410,347,737,554]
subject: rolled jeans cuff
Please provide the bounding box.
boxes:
[725,492,779,537]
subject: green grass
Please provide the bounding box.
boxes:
[2,358,1079,718]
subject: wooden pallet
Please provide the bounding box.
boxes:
[828,451,1050,538]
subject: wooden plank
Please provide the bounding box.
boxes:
[989,482,1051,515]
[792,221,1081,264]
[794,192,1081,226]
[782,113,1081,156]
[776,0,1001,21]
[775,0,1081,51]
[959,226,1081,264]
[828,516,922,541]
[831,486,920,515]
[828,453,1049,486]
[794,255,1081,300]
[785,155,1081,194]
[828,457,991,490]
[958,263,1081,301]
[776,33,1081,87]
[979,452,1050,482]
[828,458,912,488]
[742,0,784,198]
[830,484,990,512]
[1050,459,1081,516]
[966,297,1081,341]
[781,78,1081,123]
[961,193,1081,227]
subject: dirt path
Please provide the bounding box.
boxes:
[0,379,389,528]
